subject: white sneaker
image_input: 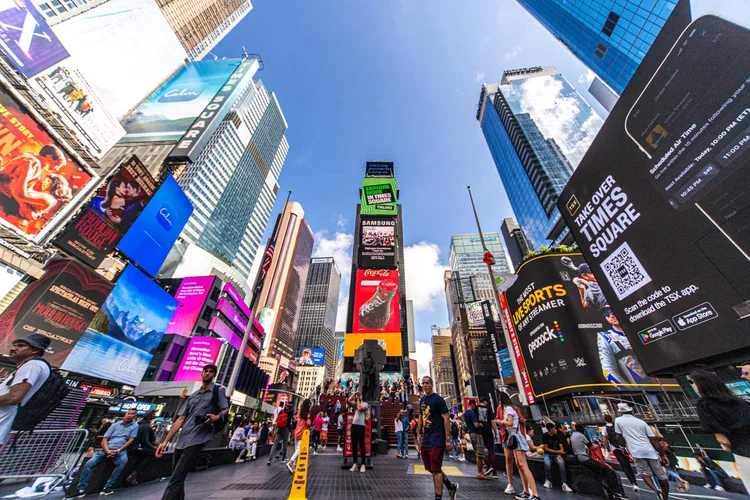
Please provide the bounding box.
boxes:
[505,484,516,495]
[562,483,573,493]
[544,480,553,489]
[632,486,639,492]
[715,486,725,492]
[349,464,358,472]
[313,451,318,455]
[337,446,342,451]
[703,484,712,489]
[360,464,366,473]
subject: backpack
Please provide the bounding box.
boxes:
[208,385,226,434]
[10,359,69,432]
[276,408,289,428]
[450,420,459,438]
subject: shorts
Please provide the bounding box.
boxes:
[321,430,328,441]
[504,428,530,452]
[469,433,485,458]
[421,446,445,474]
[635,458,668,480]
[338,426,345,436]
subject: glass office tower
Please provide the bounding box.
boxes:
[515,0,678,94]
[477,67,602,249]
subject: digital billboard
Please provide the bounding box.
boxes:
[216,297,248,333]
[501,253,678,403]
[343,332,402,357]
[0,88,94,242]
[558,7,750,374]
[165,276,216,336]
[466,301,486,329]
[358,216,396,269]
[352,269,400,333]
[173,336,222,382]
[61,265,178,385]
[298,347,325,367]
[360,178,398,215]
[117,175,193,277]
[0,259,113,367]
[223,282,252,319]
[122,60,242,143]
[365,161,394,178]
[30,59,125,157]
[208,316,258,358]
[0,0,68,77]
[56,156,155,268]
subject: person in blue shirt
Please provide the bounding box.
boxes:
[464,400,490,480]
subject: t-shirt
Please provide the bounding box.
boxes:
[294,417,310,440]
[338,414,345,428]
[103,420,139,450]
[503,406,520,430]
[542,432,564,454]
[614,414,658,459]
[477,405,494,438]
[697,397,750,457]
[464,409,480,434]
[420,392,449,448]
[0,359,50,443]
[353,403,369,426]
[322,416,330,431]
[394,417,403,433]
[313,416,324,431]
[570,431,591,461]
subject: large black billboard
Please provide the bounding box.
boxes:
[501,253,677,403]
[358,216,396,269]
[559,3,750,375]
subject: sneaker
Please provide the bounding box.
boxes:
[504,485,516,495]
[360,464,366,473]
[65,489,86,499]
[286,462,295,474]
[349,464,359,472]
[267,459,272,465]
[529,496,542,500]
[99,488,114,496]
[448,483,459,500]
[313,451,318,455]
[281,458,289,463]
[703,484,712,489]
[714,486,725,492]
[337,446,342,451]
[680,482,690,492]
[562,483,573,493]
[544,480,553,489]
[458,455,466,462]
[486,467,496,476]
[632,486,639,492]
[514,492,529,500]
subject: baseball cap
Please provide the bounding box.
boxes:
[578,263,591,274]
[602,309,616,317]
[479,396,488,403]
[13,334,50,352]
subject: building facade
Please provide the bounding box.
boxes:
[515,0,678,94]
[295,365,326,399]
[477,67,603,248]
[500,218,531,271]
[430,326,455,399]
[449,233,511,304]
[294,257,341,379]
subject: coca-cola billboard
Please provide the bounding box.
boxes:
[352,269,400,333]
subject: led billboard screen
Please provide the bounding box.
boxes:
[343,332,402,357]
[173,336,222,382]
[298,347,325,367]
[352,269,400,333]
[365,161,394,178]
[558,7,750,374]
[360,178,397,215]
[0,89,93,242]
[0,259,113,367]
[165,276,216,336]
[117,175,193,276]
[224,282,252,319]
[61,265,177,385]
[358,216,396,269]
[56,156,155,268]
[216,297,248,333]
[208,316,258,358]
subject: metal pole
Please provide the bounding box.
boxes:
[467,186,527,404]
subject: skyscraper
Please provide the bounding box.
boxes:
[155,0,254,61]
[515,0,678,95]
[501,218,531,270]
[477,67,603,249]
[449,233,511,305]
[294,257,341,378]
[430,326,455,400]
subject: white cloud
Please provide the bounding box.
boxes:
[475,71,485,83]
[503,45,523,60]
[411,341,433,379]
[404,241,449,312]
[336,214,348,229]
[313,231,353,332]
[578,69,596,85]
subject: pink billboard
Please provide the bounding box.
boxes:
[216,297,248,333]
[208,316,260,357]
[166,276,216,336]
[223,282,252,319]
[173,336,222,382]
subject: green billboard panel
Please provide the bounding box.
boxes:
[361,178,398,215]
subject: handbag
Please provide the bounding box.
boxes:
[505,432,519,450]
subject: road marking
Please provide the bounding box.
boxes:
[287,429,310,500]
[413,465,464,476]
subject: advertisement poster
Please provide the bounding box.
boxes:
[117,175,193,276]
[343,332,402,357]
[56,156,155,268]
[223,282,252,319]
[365,161,394,178]
[0,89,93,242]
[497,348,514,378]
[558,6,750,374]
[344,412,372,458]
[358,216,396,269]
[173,336,222,382]
[208,316,258,358]
[0,259,113,367]
[165,276,216,336]
[30,59,125,158]
[466,301,486,329]
[216,297,248,333]
[298,347,325,366]
[360,178,397,215]
[0,0,69,77]
[352,269,400,333]
[501,253,678,402]
[61,265,177,385]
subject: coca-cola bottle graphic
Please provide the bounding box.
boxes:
[359,280,398,330]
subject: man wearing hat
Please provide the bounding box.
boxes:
[0,334,51,445]
[126,409,158,485]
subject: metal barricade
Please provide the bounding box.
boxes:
[0,428,89,496]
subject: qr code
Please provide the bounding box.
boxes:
[601,242,652,300]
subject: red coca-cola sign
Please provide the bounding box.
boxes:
[352,269,400,333]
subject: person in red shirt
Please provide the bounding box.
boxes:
[312,412,324,454]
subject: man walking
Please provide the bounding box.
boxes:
[614,403,669,500]
[126,410,157,485]
[155,364,228,500]
[67,409,139,497]
[477,397,497,477]
[542,423,573,492]
[268,403,293,464]
[416,376,459,500]
[464,399,490,480]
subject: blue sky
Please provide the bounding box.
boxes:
[213,0,750,376]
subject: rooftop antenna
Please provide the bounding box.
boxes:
[242,46,265,70]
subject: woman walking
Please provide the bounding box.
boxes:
[286,399,312,474]
[348,392,370,472]
[691,369,750,493]
[312,412,324,454]
[498,393,540,500]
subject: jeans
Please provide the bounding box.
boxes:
[268,427,290,461]
[311,430,321,450]
[161,444,204,500]
[544,453,568,484]
[612,448,637,486]
[351,424,366,466]
[701,468,724,488]
[78,450,128,491]
[451,437,459,456]
[666,469,682,483]
[396,431,408,456]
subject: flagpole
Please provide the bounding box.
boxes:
[467,186,527,404]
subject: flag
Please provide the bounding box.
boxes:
[261,241,275,276]
[495,273,518,293]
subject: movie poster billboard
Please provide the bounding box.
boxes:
[0,89,94,242]
[29,59,125,158]
[352,269,400,333]
[298,347,325,367]
[173,336,222,382]
[117,175,193,277]
[359,216,396,269]
[0,0,69,77]
[61,265,177,385]
[56,156,155,268]
[501,253,678,403]
[558,5,750,374]
[360,178,397,215]
[0,259,113,367]
[165,276,216,336]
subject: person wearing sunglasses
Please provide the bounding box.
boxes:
[740,365,750,384]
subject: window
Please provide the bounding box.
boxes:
[602,11,620,37]
[595,43,608,59]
